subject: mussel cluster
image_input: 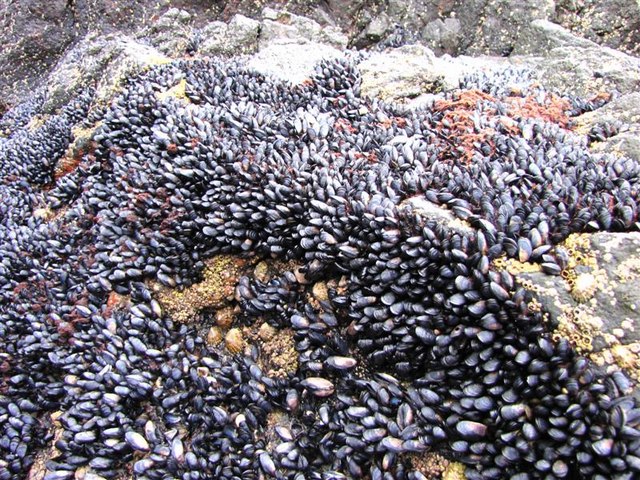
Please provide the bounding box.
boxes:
[0,54,639,480]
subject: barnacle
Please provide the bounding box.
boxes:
[552,305,603,354]
[225,327,245,354]
[570,272,598,302]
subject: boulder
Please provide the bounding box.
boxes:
[197,15,261,56]
[246,42,344,85]
[138,8,194,56]
[258,8,348,49]
[511,20,640,98]
[42,34,171,113]
[358,45,444,103]
[514,233,640,398]
[421,17,463,55]
[455,0,555,55]
[555,0,640,56]
[575,92,640,163]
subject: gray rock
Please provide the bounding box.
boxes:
[555,0,640,56]
[513,19,598,54]
[399,197,474,236]
[358,45,443,103]
[357,45,508,105]
[421,17,463,55]
[258,8,348,49]
[138,8,193,56]
[515,232,640,396]
[246,43,344,85]
[198,15,261,56]
[42,34,171,112]
[457,0,555,56]
[510,21,640,97]
[575,93,640,162]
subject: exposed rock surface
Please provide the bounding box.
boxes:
[514,233,640,399]
[4,0,640,107]
[555,0,640,56]
[575,92,640,163]
[512,20,640,98]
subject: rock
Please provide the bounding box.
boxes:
[457,0,555,56]
[511,21,640,98]
[0,0,76,106]
[513,19,597,53]
[358,45,444,103]
[0,0,217,106]
[399,197,474,237]
[360,12,393,44]
[138,8,194,56]
[246,43,343,85]
[575,92,640,162]
[198,15,261,56]
[555,0,640,56]
[514,232,640,395]
[41,34,171,113]
[421,17,463,55]
[258,8,348,49]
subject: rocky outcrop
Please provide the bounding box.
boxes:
[512,20,640,98]
[575,92,640,163]
[513,233,640,399]
[555,0,640,56]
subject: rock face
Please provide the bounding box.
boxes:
[555,0,640,56]
[513,233,640,398]
[575,92,640,163]
[4,0,640,107]
[512,20,640,98]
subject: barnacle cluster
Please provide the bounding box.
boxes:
[1,53,640,480]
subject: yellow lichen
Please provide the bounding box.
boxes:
[493,256,541,274]
[26,115,48,131]
[155,255,250,323]
[442,461,467,480]
[157,79,190,102]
